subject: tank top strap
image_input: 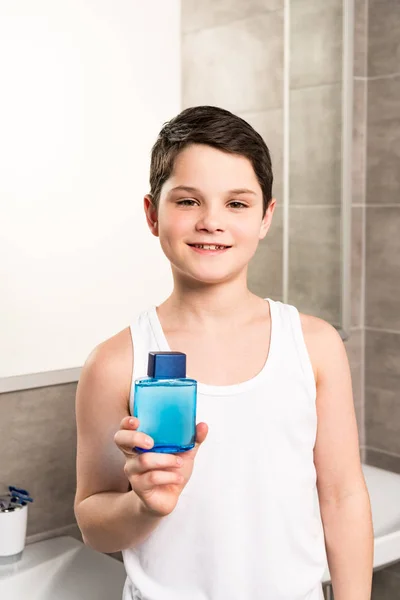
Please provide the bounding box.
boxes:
[278,301,317,400]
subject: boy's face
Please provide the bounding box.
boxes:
[144,143,275,284]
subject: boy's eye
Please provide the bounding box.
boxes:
[177,199,197,206]
[229,201,247,209]
[177,199,247,209]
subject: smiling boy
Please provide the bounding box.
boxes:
[74,106,373,600]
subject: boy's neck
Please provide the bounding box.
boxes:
[158,287,267,328]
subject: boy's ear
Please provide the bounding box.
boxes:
[144,194,158,236]
[259,198,276,240]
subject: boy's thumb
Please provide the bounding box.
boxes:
[195,422,208,447]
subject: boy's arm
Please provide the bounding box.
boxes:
[74,331,163,554]
[304,316,374,600]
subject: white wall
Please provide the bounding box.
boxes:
[0,0,180,388]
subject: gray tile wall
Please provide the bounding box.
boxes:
[350,0,369,453]
[360,0,400,595]
[0,383,78,538]
[363,0,400,477]
[0,383,125,562]
[288,0,343,329]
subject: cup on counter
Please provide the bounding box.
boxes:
[0,503,28,564]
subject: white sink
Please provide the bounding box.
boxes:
[322,463,400,583]
[0,535,126,600]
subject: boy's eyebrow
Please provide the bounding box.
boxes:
[169,185,257,196]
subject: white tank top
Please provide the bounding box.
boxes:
[122,298,327,600]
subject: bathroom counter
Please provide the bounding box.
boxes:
[322,463,400,583]
[0,535,126,599]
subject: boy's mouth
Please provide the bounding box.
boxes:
[187,243,232,254]
[188,243,231,250]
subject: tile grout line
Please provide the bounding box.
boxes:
[363,0,368,79]
[364,326,400,334]
[290,80,342,92]
[363,204,400,208]
[282,0,290,304]
[363,445,400,460]
[354,72,400,81]
[360,48,368,455]
[341,0,354,340]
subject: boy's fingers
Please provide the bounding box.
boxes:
[114,429,153,454]
[139,470,184,492]
[117,419,207,455]
[134,452,183,474]
[119,416,139,430]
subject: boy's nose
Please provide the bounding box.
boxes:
[195,210,225,233]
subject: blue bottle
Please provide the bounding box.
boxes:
[133,351,197,453]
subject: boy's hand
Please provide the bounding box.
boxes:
[114,416,208,517]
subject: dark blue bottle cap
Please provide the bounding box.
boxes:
[147,352,186,379]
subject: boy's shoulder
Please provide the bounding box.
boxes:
[81,326,132,406]
[298,311,340,340]
[87,326,132,368]
[298,311,346,382]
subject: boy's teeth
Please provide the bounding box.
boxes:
[193,244,227,250]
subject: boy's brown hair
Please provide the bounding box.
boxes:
[148,105,274,217]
